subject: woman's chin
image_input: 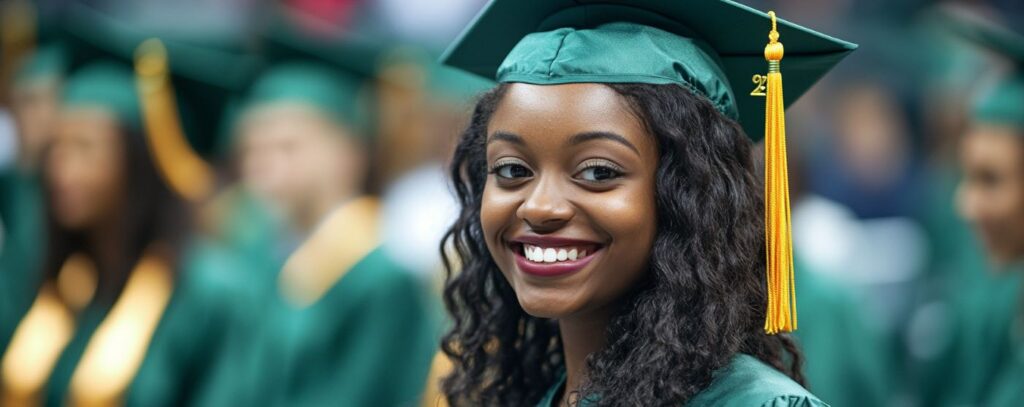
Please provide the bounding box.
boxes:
[514,289,584,319]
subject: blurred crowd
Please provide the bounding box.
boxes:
[0,0,1022,406]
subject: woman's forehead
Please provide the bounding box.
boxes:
[486,83,650,150]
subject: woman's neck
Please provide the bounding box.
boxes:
[557,306,614,406]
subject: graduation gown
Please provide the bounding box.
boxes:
[919,265,1023,407]
[984,332,1024,407]
[0,170,46,350]
[0,240,250,406]
[207,197,441,406]
[793,260,891,407]
[536,354,826,407]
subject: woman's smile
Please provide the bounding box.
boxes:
[508,235,605,277]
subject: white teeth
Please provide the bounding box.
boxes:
[521,244,593,263]
[543,248,557,263]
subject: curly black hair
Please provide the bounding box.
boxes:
[440,83,805,406]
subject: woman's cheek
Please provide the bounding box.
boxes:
[480,184,519,260]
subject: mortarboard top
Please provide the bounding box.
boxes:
[442,0,857,139]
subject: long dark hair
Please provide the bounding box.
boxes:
[42,125,187,301]
[440,83,805,406]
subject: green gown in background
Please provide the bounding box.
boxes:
[203,198,441,407]
[919,260,1023,407]
[793,258,891,407]
[0,45,65,336]
[0,170,46,350]
[536,354,826,407]
[984,325,1024,407]
[0,240,251,406]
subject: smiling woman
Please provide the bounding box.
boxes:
[436,1,855,406]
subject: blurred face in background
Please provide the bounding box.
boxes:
[10,78,61,169]
[46,108,127,231]
[834,84,910,189]
[237,103,365,230]
[957,124,1024,266]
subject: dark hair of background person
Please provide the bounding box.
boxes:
[40,126,188,302]
[439,83,805,406]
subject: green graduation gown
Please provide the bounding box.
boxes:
[536,354,826,407]
[918,264,1023,407]
[0,170,46,350]
[984,332,1024,407]
[793,260,891,407]
[203,197,441,406]
[0,240,250,406]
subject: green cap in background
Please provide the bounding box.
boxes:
[228,18,385,144]
[14,42,68,84]
[59,1,262,156]
[61,60,141,131]
[442,0,857,139]
[238,61,368,138]
[941,6,1024,130]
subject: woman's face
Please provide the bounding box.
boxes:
[481,83,659,319]
[957,124,1024,266]
[46,108,126,230]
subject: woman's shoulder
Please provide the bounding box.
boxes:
[685,354,827,407]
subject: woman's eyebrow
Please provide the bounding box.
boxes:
[567,131,640,154]
[487,131,525,146]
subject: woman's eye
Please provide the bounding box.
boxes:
[493,163,533,179]
[576,164,623,182]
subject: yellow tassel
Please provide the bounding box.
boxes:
[762,11,796,334]
[134,39,215,203]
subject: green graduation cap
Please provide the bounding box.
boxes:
[61,60,142,131]
[225,18,386,148]
[442,0,856,140]
[442,0,857,334]
[941,7,1024,130]
[14,42,68,84]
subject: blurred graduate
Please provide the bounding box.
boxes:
[0,3,268,405]
[202,16,440,406]
[0,42,67,353]
[916,5,1024,406]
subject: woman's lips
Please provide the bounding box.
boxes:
[508,236,603,277]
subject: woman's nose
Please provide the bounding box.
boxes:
[516,174,574,231]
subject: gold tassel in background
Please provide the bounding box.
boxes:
[134,38,215,203]
[762,11,796,334]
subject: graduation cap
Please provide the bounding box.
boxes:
[442,0,857,334]
[941,6,1024,130]
[58,2,262,202]
[14,42,68,85]
[226,17,385,145]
